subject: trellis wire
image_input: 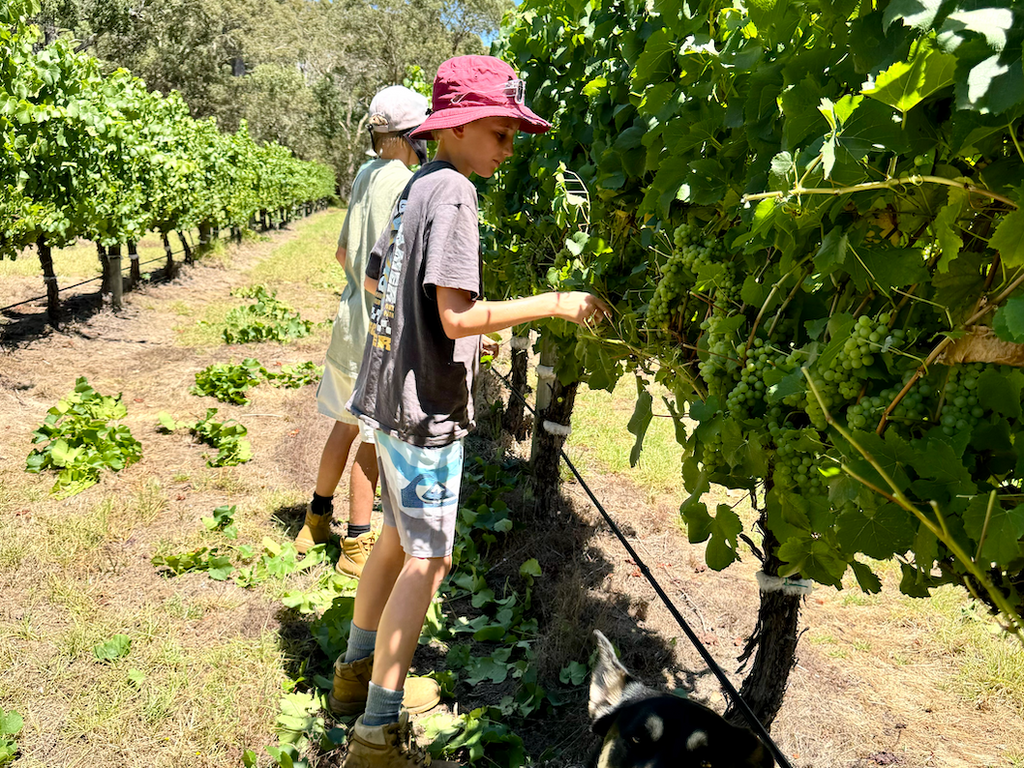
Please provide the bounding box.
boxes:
[490,363,795,768]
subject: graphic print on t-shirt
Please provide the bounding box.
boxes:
[368,198,407,351]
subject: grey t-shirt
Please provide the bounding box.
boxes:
[347,161,482,448]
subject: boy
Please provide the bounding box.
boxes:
[332,56,610,767]
[296,86,429,579]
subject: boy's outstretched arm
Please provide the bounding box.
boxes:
[436,286,610,340]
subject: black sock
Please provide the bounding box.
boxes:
[347,523,371,539]
[311,492,333,516]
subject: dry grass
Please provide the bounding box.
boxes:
[0,212,351,768]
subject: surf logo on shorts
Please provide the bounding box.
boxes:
[378,432,460,511]
[400,473,457,509]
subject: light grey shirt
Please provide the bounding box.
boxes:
[326,158,413,375]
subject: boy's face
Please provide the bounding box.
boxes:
[458,116,521,178]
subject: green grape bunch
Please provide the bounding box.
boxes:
[647,223,737,331]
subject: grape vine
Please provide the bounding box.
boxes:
[488,0,1024,649]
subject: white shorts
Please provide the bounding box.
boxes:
[316,362,375,444]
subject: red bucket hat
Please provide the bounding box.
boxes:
[409,55,552,140]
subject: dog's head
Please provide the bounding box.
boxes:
[589,631,774,768]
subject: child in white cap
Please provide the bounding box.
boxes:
[296,85,429,581]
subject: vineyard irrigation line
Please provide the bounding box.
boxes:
[490,364,795,768]
[1,250,184,313]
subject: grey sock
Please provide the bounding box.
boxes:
[362,682,403,727]
[344,623,376,664]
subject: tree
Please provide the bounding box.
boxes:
[32,0,510,194]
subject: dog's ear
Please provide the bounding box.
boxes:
[589,630,633,725]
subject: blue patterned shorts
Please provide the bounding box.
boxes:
[374,430,463,558]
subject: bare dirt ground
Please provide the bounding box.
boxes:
[1,213,1022,768]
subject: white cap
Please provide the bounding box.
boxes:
[368,85,429,134]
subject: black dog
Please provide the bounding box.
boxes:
[589,631,774,768]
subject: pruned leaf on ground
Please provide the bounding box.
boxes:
[202,504,239,539]
[93,633,131,661]
[223,285,315,344]
[25,377,142,498]
[0,706,22,767]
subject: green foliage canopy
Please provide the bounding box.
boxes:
[488,0,1024,630]
[1,0,335,258]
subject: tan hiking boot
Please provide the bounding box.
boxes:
[342,712,460,768]
[328,654,441,716]
[295,506,332,554]
[336,530,377,577]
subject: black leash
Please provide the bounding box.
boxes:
[490,363,795,768]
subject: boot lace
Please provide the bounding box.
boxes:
[392,718,432,766]
[359,530,378,556]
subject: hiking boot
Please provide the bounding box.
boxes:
[335,530,377,577]
[295,506,331,554]
[328,654,441,716]
[342,712,460,768]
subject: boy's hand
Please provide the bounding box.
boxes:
[556,292,611,327]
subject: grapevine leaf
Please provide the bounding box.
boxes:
[954,49,1024,116]
[907,437,976,495]
[842,429,914,492]
[680,499,712,543]
[827,96,910,168]
[772,489,812,532]
[836,502,915,559]
[940,7,1014,50]
[829,473,862,506]
[992,295,1024,343]
[705,504,741,571]
[990,207,1024,268]
[688,397,720,424]
[932,251,985,318]
[862,42,957,115]
[768,151,795,191]
[680,159,728,205]
[883,0,951,32]
[977,368,1024,420]
[899,561,934,598]
[627,383,654,468]
[849,560,882,594]
[814,226,849,273]
[964,493,1024,563]
[746,0,793,35]
[932,187,966,271]
[821,135,837,179]
[914,520,940,572]
[719,418,745,460]
[777,533,846,588]
[737,432,768,477]
[582,76,607,98]
[844,245,928,294]
[633,28,675,84]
